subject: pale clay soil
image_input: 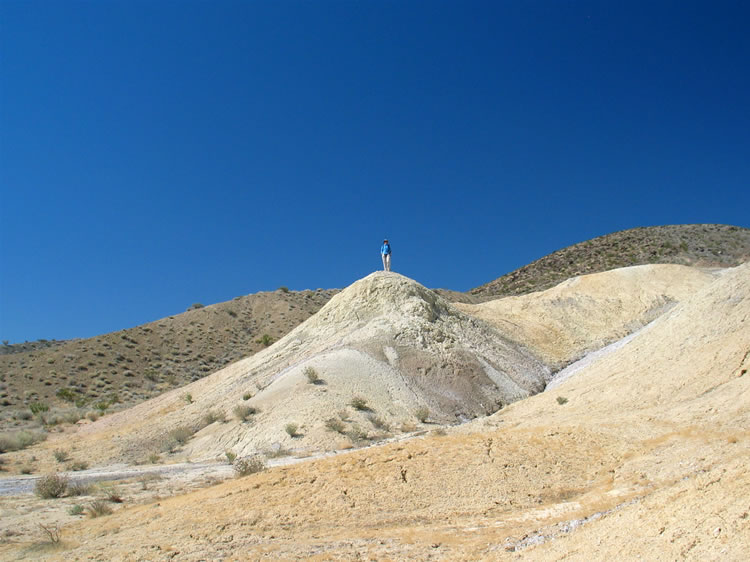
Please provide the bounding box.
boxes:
[0,263,748,560]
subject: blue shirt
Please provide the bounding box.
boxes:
[381,243,391,255]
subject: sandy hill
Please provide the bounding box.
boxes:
[62,272,552,464]
[3,263,746,560]
[471,223,750,299]
[0,288,336,431]
[456,264,718,369]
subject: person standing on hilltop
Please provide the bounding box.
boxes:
[381,239,392,271]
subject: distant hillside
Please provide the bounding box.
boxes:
[0,288,336,429]
[470,224,750,298]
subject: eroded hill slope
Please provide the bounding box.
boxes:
[9,262,747,560]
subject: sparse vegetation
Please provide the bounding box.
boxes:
[415,406,430,423]
[325,417,346,434]
[368,415,390,432]
[101,485,123,503]
[346,424,370,445]
[38,523,61,544]
[285,423,300,437]
[68,504,84,516]
[86,500,113,517]
[304,366,320,384]
[556,396,569,405]
[202,409,227,425]
[53,449,69,463]
[183,392,193,404]
[68,460,89,471]
[279,286,290,293]
[35,473,68,498]
[56,387,77,402]
[257,334,273,347]
[225,450,237,463]
[29,402,50,415]
[68,482,93,496]
[233,404,255,422]
[350,396,370,411]
[233,456,265,477]
[0,430,46,453]
[242,392,253,400]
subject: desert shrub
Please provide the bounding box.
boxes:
[242,392,253,401]
[325,417,346,434]
[556,396,568,405]
[415,406,430,423]
[101,485,123,503]
[35,473,68,498]
[279,286,289,293]
[86,411,99,422]
[53,449,69,463]
[368,415,390,432]
[431,428,447,436]
[188,303,204,311]
[55,388,77,402]
[233,404,255,422]
[202,409,226,425]
[86,500,112,517]
[304,366,320,384]
[0,430,46,453]
[400,421,418,433]
[350,396,370,411]
[160,425,196,452]
[264,445,293,458]
[14,410,33,421]
[148,453,160,464]
[68,460,89,471]
[68,482,92,496]
[338,409,350,421]
[233,456,265,477]
[29,402,50,415]
[68,504,84,516]
[183,392,193,404]
[38,523,61,544]
[225,450,237,463]
[346,424,369,445]
[285,423,300,437]
[257,334,273,347]
[94,401,110,413]
[20,465,34,474]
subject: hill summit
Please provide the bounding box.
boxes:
[79,271,550,463]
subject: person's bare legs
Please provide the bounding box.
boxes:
[384,254,391,271]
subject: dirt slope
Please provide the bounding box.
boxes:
[53,272,549,465]
[471,223,750,299]
[456,264,718,369]
[0,288,336,430]
[3,262,746,560]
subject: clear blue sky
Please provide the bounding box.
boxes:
[1,1,748,343]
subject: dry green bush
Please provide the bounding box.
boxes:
[202,409,226,425]
[86,500,112,518]
[67,482,92,496]
[556,396,569,405]
[350,396,370,411]
[233,456,265,477]
[53,449,69,463]
[233,404,255,422]
[225,450,237,463]
[35,473,68,498]
[368,415,390,432]
[68,460,88,471]
[415,406,430,423]
[304,366,320,384]
[285,423,300,437]
[68,504,84,516]
[0,430,47,453]
[346,424,370,445]
[325,417,346,434]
